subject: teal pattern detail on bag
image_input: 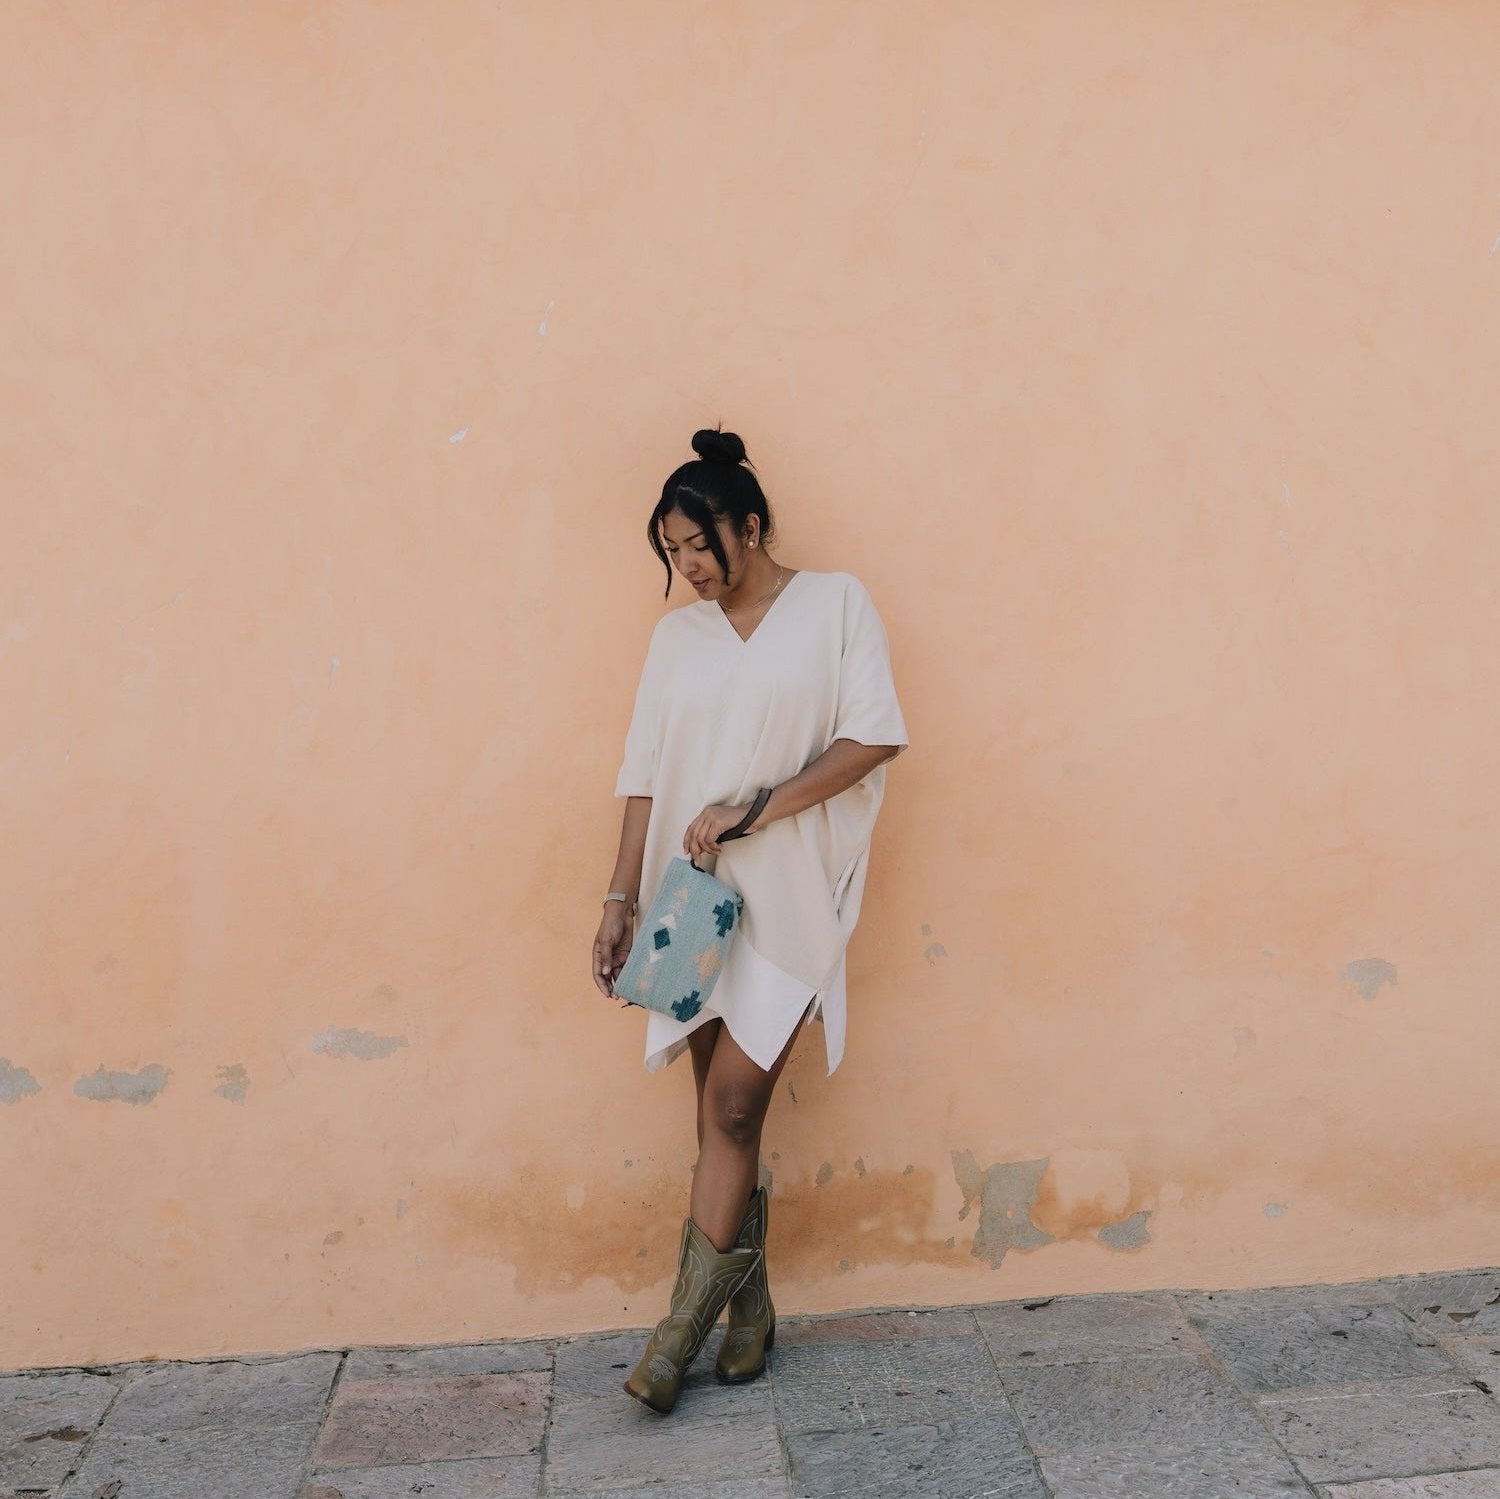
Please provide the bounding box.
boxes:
[615,857,744,1021]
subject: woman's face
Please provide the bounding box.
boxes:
[660,508,752,600]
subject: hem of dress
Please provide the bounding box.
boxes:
[643,993,834,1077]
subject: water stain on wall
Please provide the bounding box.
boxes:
[435,1177,682,1297]
[73,1063,170,1105]
[434,1164,965,1300]
[763,1167,965,1282]
[443,1147,1164,1304]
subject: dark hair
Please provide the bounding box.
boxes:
[648,428,774,597]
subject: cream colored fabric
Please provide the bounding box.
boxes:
[615,570,908,1075]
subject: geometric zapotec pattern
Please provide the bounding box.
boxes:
[614,856,743,1022]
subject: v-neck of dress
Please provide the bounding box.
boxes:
[714,569,807,645]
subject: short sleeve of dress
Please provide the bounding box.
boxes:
[833,577,909,751]
[614,620,667,797]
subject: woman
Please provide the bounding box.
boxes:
[592,428,907,1414]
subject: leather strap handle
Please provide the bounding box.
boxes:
[719,787,772,843]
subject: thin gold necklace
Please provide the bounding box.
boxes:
[722,565,786,614]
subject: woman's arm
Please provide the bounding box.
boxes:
[606,795,652,906]
[593,795,652,998]
[683,739,900,862]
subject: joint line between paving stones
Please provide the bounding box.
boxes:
[1163,1290,1323,1497]
[294,1350,349,1495]
[1270,1385,1478,1405]
[763,1328,798,1495]
[1383,1461,1500,1484]
[966,1304,1058,1496]
[49,1366,131,1499]
[533,1342,560,1496]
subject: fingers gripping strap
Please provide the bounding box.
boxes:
[720,787,773,843]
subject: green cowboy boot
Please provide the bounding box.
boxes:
[623,1217,760,1414]
[715,1185,775,1383]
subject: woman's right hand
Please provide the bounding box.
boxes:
[593,904,634,999]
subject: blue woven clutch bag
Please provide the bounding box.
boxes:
[615,857,743,1022]
[614,790,771,1022]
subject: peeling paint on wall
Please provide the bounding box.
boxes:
[815,1162,834,1187]
[0,1059,41,1104]
[213,1063,249,1103]
[919,921,947,964]
[74,1063,170,1105]
[952,1150,1055,1267]
[1342,957,1398,1000]
[1264,1202,1288,1217]
[310,1027,409,1060]
[1097,1208,1153,1250]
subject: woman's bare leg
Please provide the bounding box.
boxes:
[687,1019,721,1153]
[690,1017,805,1252]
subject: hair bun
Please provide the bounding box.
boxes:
[691,428,748,465]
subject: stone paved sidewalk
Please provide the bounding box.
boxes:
[4,1268,1499,1499]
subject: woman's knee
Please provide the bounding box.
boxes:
[704,1082,768,1149]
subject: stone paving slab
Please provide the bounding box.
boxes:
[773,1307,978,1347]
[56,1419,319,1499]
[1001,1353,1270,1456]
[784,1414,1048,1498]
[1259,1372,1500,1484]
[1182,1289,1454,1392]
[769,1332,1008,1435]
[1318,1471,1500,1497]
[976,1291,1207,1366]
[1039,1433,1316,1497]
[543,1379,783,1493]
[561,1482,791,1499]
[1386,1276,1500,1335]
[1440,1336,1500,1384]
[343,1342,554,1380]
[300,1452,543,1498]
[314,1370,549,1469]
[0,1372,120,1492]
[99,1353,340,1435]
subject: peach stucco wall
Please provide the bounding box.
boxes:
[4,2,1499,1369]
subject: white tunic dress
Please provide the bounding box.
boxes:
[614,570,908,1075]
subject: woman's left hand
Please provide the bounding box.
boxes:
[684,803,753,863]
